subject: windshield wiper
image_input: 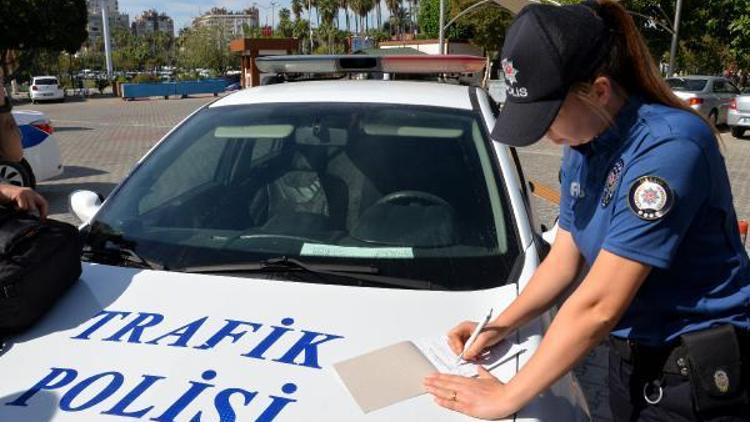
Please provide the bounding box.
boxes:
[82,238,167,271]
[176,256,437,289]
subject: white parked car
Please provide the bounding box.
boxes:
[29,76,65,103]
[0,56,589,422]
[728,89,750,138]
[666,75,740,126]
[0,110,64,187]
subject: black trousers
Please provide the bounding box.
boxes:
[608,347,750,422]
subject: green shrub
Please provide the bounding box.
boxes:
[131,73,160,84]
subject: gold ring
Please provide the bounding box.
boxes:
[451,391,457,401]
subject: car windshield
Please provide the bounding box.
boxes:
[666,78,708,92]
[86,102,521,290]
[34,78,58,85]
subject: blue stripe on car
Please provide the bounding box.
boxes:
[19,124,48,149]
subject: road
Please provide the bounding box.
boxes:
[20,94,750,421]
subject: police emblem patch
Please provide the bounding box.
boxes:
[601,159,624,208]
[714,369,730,393]
[628,176,674,221]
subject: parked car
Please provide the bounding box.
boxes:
[666,75,739,125]
[728,87,750,138]
[2,110,65,187]
[29,76,65,103]
[0,55,590,422]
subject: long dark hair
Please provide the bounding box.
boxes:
[576,0,719,135]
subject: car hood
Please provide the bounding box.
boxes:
[0,263,524,421]
[11,110,46,125]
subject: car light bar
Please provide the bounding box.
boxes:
[31,120,54,135]
[255,55,486,75]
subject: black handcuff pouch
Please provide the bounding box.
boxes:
[680,324,748,412]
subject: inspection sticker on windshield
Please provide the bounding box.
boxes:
[301,243,414,259]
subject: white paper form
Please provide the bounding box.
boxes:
[412,337,527,377]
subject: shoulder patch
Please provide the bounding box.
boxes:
[601,159,624,208]
[628,176,674,221]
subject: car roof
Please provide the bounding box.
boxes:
[210,80,474,110]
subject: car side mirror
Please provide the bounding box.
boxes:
[68,190,103,224]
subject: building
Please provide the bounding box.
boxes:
[86,0,129,43]
[132,10,175,37]
[87,0,119,15]
[193,9,260,39]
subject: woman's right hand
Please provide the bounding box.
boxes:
[447,320,508,361]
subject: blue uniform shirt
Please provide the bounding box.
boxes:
[559,97,750,346]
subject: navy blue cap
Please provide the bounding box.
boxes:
[492,3,611,146]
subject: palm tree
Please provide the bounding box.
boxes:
[351,0,370,35]
[385,0,401,36]
[340,0,351,32]
[318,0,338,26]
[291,0,304,20]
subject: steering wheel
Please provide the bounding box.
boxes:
[373,190,455,213]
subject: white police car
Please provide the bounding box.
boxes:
[0,55,588,421]
[0,110,64,188]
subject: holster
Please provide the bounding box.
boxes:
[680,324,748,412]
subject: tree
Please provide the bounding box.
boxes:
[177,25,235,76]
[0,0,88,80]
[278,8,295,37]
[446,0,513,55]
[318,0,340,26]
[291,0,305,20]
[417,0,471,40]
[385,0,402,36]
[351,0,375,34]
[340,0,351,32]
[562,0,750,74]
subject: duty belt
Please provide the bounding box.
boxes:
[609,329,750,378]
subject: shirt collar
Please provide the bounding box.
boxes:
[574,96,643,156]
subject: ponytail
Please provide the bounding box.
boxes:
[579,0,720,136]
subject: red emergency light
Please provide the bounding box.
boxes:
[31,119,54,135]
[255,55,486,75]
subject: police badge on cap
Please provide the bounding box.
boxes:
[628,176,674,221]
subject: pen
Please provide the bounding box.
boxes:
[455,308,493,365]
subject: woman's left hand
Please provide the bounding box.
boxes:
[423,367,520,419]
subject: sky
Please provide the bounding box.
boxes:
[119,0,295,31]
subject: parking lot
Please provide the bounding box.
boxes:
[20,95,750,421]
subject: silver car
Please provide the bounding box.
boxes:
[728,87,750,138]
[667,76,740,125]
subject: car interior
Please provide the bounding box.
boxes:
[104,104,513,263]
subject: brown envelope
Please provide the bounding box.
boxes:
[334,341,438,413]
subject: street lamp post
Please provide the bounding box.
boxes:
[308,0,314,53]
[101,5,114,79]
[271,1,278,30]
[438,0,446,54]
[668,0,684,77]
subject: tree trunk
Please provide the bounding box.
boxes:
[377,3,382,29]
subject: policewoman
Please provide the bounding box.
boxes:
[423,1,750,420]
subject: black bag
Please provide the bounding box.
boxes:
[681,324,749,412]
[0,210,82,335]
